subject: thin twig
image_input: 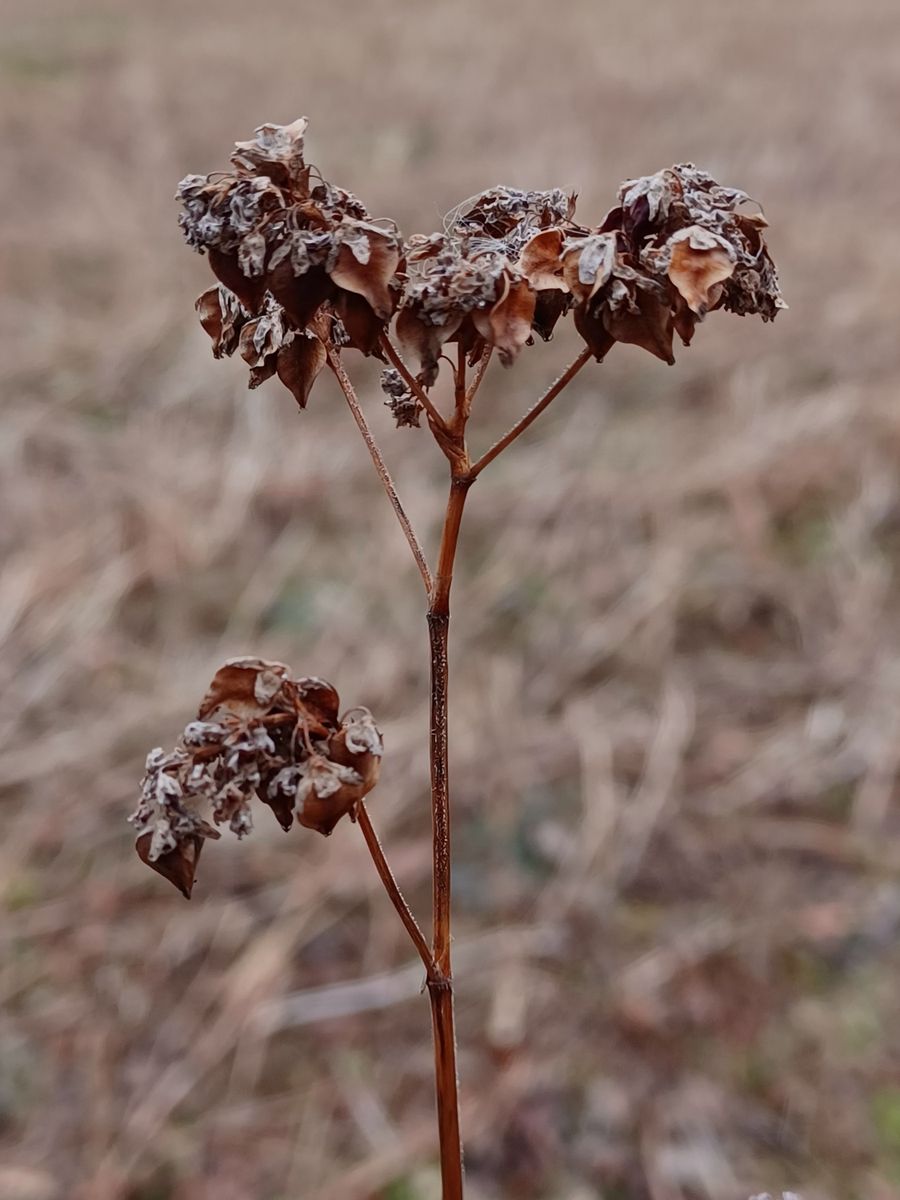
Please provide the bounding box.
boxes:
[468,348,592,478]
[464,344,493,410]
[356,802,434,976]
[379,334,450,434]
[327,347,432,595]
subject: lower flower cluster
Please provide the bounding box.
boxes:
[130,658,382,897]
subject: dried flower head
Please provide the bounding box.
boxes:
[130,658,382,896]
[561,163,786,364]
[178,117,403,402]
[380,367,421,427]
[178,120,783,409]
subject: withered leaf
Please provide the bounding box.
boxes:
[275,334,327,410]
[605,288,675,365]
[248,357,278,389]
[573,302,616,362]
[135,829,217,900]
[330,227,401,322]
[231,116,310,187]
[532,290,571,342]
[267,260,335,333]
[208,247,268,315]
[195,286,246,359]
[335,291,387,356]
[294,676,341,733]
[291,756,366,836]
[329,708,383,797]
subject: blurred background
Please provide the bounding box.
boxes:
[3,1,900,1197]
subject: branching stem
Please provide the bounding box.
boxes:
[468,348,591,478]
[356,801,433,975]
[327,346,432,595]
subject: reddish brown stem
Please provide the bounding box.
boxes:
[429,980,464,1200]
[327,347,433,595]
[425,473,471,1199]
[356,801,433,975]
[339,341,587,1199]
[468,348,591,478]
[464,344,493,410]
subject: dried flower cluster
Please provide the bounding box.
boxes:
[130,658,382,897]
[178,117,402,406]
[177,119,785,408]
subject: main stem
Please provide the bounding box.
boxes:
[427,472,471,1200]
[344,343,587,1197]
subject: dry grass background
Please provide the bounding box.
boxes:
[3,1,900,1197]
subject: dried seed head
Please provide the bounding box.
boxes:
[450,187,575,256]
[561,163,786,364]
[178,118,404,405]
[178,120,783,412]
[380,368,421,428]
[130,659,382,896]
[397,235,538,386]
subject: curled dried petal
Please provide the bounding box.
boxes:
[199,657,291,721]
[267,259,335,334]
[195,286,247,359]
[665,226,736,316]
[230,117,310,187]
[562,234,617,304]
[518,229,568,293]
[472,272,536,368]
[330,225,401,322]
[335,291,388,356]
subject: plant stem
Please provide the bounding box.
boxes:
[340,338,587,1199]
[327,347,433,595]
[464,345,493,411]
[426,472,472,1199]
[468,348,591,478]
[356,801,433,975]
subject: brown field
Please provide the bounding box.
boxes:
[3,2,900,1197]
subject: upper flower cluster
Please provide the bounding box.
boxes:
[178,117,403,404]
[177,119,785,407]
[130,657,382,897]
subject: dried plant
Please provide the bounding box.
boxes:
[133,116,784,1198]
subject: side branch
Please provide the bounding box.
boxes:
[356,801,434,976]
[467,348,592,478]
[327,347,433,596]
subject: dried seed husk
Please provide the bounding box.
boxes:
[208,248,268,315]
[198,657,291,721]
[276,334,327,409]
